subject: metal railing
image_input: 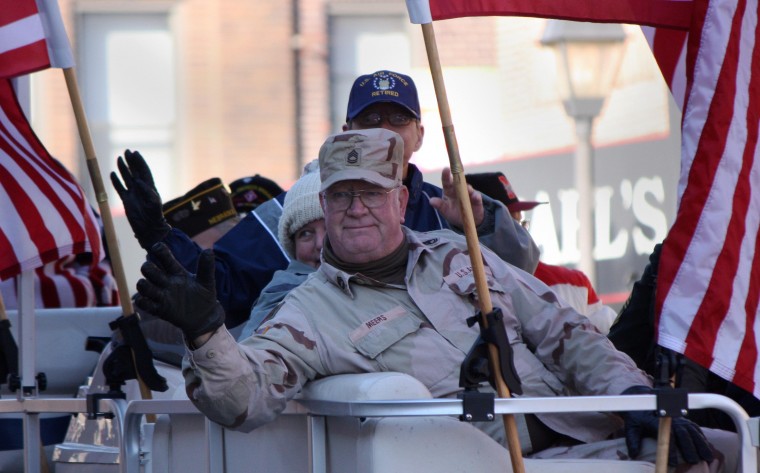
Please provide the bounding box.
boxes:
[0,397,125,472]
[0,389,755,472]
[118,392,757,473]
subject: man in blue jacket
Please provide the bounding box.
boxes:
[111,70,539,327]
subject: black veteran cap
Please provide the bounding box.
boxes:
[162,178,237,237]
[229,174,284,213]
[346,70,421,121]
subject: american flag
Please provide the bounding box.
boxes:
[406,0,760,396]
[0,0,104,288]
[0,254,119,308]
[405,0,693,28]
[0,0,74,76]
[0,78,102,281]
[653,0,760,398]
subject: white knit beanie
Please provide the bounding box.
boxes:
[278,164,324,259]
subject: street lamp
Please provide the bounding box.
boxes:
[540,20,626,287]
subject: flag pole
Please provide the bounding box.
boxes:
[419,21,526,473]
[61,67,153,405]
[656,417,671,473]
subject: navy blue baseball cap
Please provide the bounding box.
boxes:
[345,70,421,121]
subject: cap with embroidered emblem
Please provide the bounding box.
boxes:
[162,178,237,237]
[346,70,421,121]
[229,174,284,213]
[319,128,404,191]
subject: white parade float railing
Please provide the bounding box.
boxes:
[0,304,757,473]
[0,372,757,472]
[112,373,755,473]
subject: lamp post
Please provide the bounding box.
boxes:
[540,20,626,287]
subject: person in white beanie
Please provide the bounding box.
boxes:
[238,164,324,339]
[276,163,324,268]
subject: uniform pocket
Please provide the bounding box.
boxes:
[349,305,467,392]
[350,306,422,359]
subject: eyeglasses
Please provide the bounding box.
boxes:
[322,188,397,212]
[354,112,414,127]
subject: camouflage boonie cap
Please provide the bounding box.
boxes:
[318,128,404,191]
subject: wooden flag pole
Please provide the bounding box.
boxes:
[61,67,153,406]
[656,417,671,473]
[420,22,525,473]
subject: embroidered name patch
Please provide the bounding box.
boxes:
[349,306,407,344]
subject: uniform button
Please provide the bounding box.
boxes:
[207,350,216,359]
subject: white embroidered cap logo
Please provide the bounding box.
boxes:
[373,73,395,91]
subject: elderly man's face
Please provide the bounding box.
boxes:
[321,180,409,264]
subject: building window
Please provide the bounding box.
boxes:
[329,11,410,131]
[78,12,176,199]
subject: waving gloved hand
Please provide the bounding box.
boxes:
[621,386,714,465]
[110,149,171,249]
[134,243,225,341]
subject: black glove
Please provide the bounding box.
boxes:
[110,149,171,249]
[104,315,169,392]
[134,243,225,341]
[621,385,714,465]
[102,343,136,389]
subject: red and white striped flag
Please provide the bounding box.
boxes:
[0,0,74,78]
[405,0,760,396]
[654,0,760,398]
[405,0,693,28]
[0,78,102,280]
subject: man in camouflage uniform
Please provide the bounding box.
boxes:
[113,70,539,327]
[136,128,735,472]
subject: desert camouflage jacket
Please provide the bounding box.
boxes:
[183,227,650,446]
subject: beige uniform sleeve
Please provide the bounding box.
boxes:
[182,307,323,432]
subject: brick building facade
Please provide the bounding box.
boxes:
[29,0,678,296]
